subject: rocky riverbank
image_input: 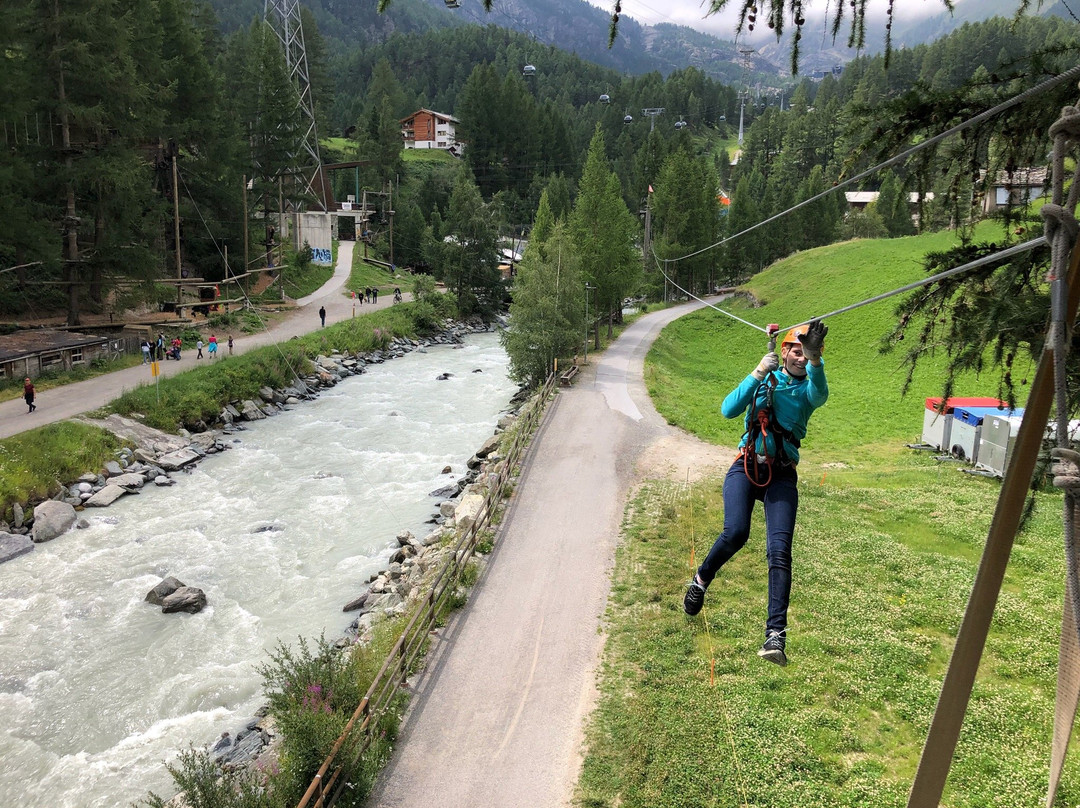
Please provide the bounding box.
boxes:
[0,318,512,566]
[1,317,538,799]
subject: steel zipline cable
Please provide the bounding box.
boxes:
[655,236,1047,337]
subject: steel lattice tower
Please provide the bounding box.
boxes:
[264,0,325,211]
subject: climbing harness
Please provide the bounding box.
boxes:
[738,325,803,488]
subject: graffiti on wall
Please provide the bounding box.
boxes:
[312,247,332,265]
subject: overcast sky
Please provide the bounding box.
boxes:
[585,0,975,44]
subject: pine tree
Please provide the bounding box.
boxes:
[569,125,639,344]
[501,221,584,387]
[438,168,502,317]
[529,189,556,253]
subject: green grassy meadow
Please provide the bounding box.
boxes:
[401,148,458,164]
[576,229,1075,807]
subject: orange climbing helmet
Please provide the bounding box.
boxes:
[781,324,822,355]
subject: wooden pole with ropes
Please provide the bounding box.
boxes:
[908,102,1080,806]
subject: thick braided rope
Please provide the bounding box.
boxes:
[1043,96,1080,808]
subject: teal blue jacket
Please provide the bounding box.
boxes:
[721,360,829,464]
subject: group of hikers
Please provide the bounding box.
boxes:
[353,286,403,306]
[140,333,234,363]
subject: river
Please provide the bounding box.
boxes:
[0,333,517,808]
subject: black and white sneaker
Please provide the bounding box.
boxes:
[757,630,787,667]
[683,576,706,616]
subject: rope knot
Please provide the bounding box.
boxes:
[1052,447,1080,492]
[1048,106,1080,140]
[1042,203,1079,246]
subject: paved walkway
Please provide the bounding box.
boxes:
[369,299,731,808]
[0,242,408,439]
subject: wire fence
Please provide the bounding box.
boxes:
[295,368,560,808]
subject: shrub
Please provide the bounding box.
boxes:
[409,299,441,332]
[137,748,277,808]
[257,636,367,804]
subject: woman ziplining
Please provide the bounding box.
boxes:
[683,320,828,667]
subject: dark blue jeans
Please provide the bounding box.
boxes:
[697,458,799,636]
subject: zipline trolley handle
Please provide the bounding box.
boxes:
[766,323,780,353]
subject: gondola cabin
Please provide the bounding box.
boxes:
[623,114,633,125]
[523,64,537,77]
[599,94,610,104]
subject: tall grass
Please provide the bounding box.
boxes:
[0,421,126,518]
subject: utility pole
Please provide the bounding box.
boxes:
[642,107,665,132]
[361,189,368,259]
[172,153,182,307]
[387,183,394,266]
[242,174,249,275]
[278,176,285,300]
[642,189,652,274]
[584,283,595,365]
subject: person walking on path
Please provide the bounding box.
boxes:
[683,320,829,667]
[156,333,166,361]
[319,305,326,327]
[140,340,151,364]
[196,338,204,359]
[227,335,234,356]
[208,333,218,359]
[373,287,379,304]
[23,378,36,413]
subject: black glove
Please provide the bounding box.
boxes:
[799,320,827,362]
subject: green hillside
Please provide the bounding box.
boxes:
[645,226,1016,462]
[577,230,1074,808]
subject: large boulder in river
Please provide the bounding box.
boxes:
[83,484,130,508]
[475,434,501,459]
[240,400,266,421]
[161,586,207,614]
[0,532,34,564]
[107,472,145,489]
[157,447,201,471]
[146,576,186,606]
[30,501,77,543]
